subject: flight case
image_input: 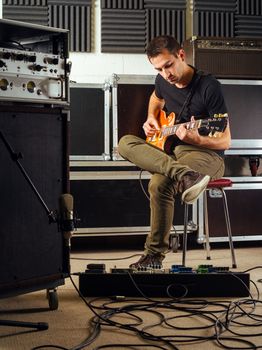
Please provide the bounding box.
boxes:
[111,74,155,160]
[70,161,197,243]
[198,79,262,244]
[69,82,111,161]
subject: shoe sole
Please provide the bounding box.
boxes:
[182,175,210,204]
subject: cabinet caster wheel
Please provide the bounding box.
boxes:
[47,289,58,310]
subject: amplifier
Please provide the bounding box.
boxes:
[183,36,262,79]
[0,19,69,105]
[0,47,67,105]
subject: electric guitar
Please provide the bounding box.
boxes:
[146,110,228,154]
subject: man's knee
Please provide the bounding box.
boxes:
[119,134,132,148]
[118,135,131,157]
[118,135,142,157]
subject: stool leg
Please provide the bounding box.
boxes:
[204,190,211,260]
[221,189,237,268]
[182,204,189,266]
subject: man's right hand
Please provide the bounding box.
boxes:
[143,116,160,137]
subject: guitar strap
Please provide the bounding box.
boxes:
[175,69,204,124]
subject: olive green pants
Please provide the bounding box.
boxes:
[118,135,225,257]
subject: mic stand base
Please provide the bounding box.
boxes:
[0,319,48,330]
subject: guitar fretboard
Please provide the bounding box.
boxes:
[161,120,202,137]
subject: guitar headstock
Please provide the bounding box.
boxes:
[200,113,228,137]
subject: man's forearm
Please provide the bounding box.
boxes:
[147,91,165,119]
[195,126,231,150]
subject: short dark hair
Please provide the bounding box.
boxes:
[146,35,181,59]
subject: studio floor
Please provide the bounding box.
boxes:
[0,241,262,350]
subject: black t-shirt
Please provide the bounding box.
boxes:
[154,69,228,156]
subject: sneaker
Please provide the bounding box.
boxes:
[129,254,164,269]
[179,171,210,204]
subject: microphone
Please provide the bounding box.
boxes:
[59,193,75,245]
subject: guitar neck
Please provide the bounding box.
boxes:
[162,120,202,137]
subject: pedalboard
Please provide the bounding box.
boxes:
[79,265,250,298]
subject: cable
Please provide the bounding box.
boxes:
[69,275,178,350]
[0,40,28,50]
[93,345,168,350]
[239,266,262,274]
[31,346,69,350]
[138,169,150,201]
[70,253,142,261]
[31,266,262,350]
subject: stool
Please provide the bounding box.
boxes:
[182,178,237,268]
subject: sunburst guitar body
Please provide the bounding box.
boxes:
[146,110,228,154]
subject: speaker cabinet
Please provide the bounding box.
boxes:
[0,105,69,297]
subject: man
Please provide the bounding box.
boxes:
[118,35,231,269]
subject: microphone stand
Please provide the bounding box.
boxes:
[0,130,57,223]
[0,129,62,331]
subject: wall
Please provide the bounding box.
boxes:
[2,1,262,85]
[0,0,155,84]
[69,0,156,84]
